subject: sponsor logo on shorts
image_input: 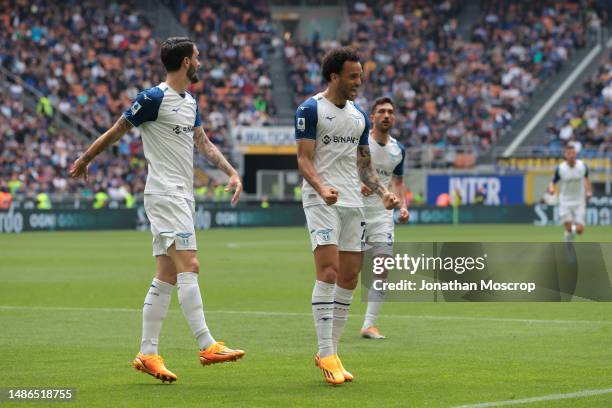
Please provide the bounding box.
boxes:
[315,228,332,242]
[176,232,192,246]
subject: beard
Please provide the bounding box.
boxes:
[187,64,198,83]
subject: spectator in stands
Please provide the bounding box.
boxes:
[545,51,611,155]
[284,0,603,168]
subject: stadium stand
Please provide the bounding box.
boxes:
[0,84,148,206]
[544,51,611,156]
[162,0,277,129]
[0,0,608,202]
[0,0,164,135]
[285,0,602,167]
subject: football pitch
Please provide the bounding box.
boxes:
[2,224,612,407]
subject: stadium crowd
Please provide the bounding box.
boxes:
[0,0,278,205]
[164,0,277,130]
[545,51,612,155]
[0,86,148,208]
[0,0,277,152]
[0,0,609,204]
[285,0,603,167]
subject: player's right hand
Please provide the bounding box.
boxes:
[69,158,89,181]
[382,191,400,210]
[361,183,373,197]
[321,187,338,206]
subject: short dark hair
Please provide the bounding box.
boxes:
[160,37,195,72]
[321,47,360,82]
[371,97,395,113]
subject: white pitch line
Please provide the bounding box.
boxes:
[0,305,609,325]
[454,388,612,407]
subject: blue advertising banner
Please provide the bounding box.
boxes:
[427,175,524,205]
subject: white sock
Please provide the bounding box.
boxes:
[332,285,354,355]
[177,272,215,350]
[363,285,385,329]
[140,278,174,355]
[564,231,574,242]
[312,280,335,358]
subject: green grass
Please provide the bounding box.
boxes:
[1,225,612,407]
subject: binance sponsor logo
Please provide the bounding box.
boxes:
[173,125,194,135]
[322,135,358,145]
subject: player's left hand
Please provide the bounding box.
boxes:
[398,207,410,223]
[382,191,400,210]
[69,158,89,181]
[226,174,243,206]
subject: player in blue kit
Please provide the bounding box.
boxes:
[70,38,244,383]
[359,97,410,340]
[295,47,399,385]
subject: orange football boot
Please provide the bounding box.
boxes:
[315,352,353,382]
[361,326,386,339]
[132,353,177,383]
[199,342,245,366]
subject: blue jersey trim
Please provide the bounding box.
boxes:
[552,166,560,183]
[295,98,318,140]
[194,104,202,128]
[123,87,164,127]
[393,140,406,176]
[353,102,370,146]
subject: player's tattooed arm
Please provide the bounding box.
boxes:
[357,145,386,197]
[358,146,399,210]
[193,126,237,177]
[194,126,242,205]
[69,116,133,180]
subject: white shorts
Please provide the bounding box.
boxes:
[558,202,586,225]
[304,205,365,252]
[144,194,197,256]
[364,207,394,256]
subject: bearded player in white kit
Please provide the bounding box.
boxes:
[295,47,399,385]
[548,143,592,241]
[359,97,410,340]
[70,37,245,383]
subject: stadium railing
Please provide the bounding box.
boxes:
[0,66,98,141]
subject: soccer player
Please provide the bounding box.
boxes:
[295,47,399,385]
[69,37,245,383]
[548,143,592,241]
[359,97,409,340]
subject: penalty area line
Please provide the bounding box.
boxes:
[453,388,612,407]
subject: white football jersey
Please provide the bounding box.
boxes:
[294,92,369,208]
[363,134,405,212]
[553,160,588,206]
[123,82,202,200]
